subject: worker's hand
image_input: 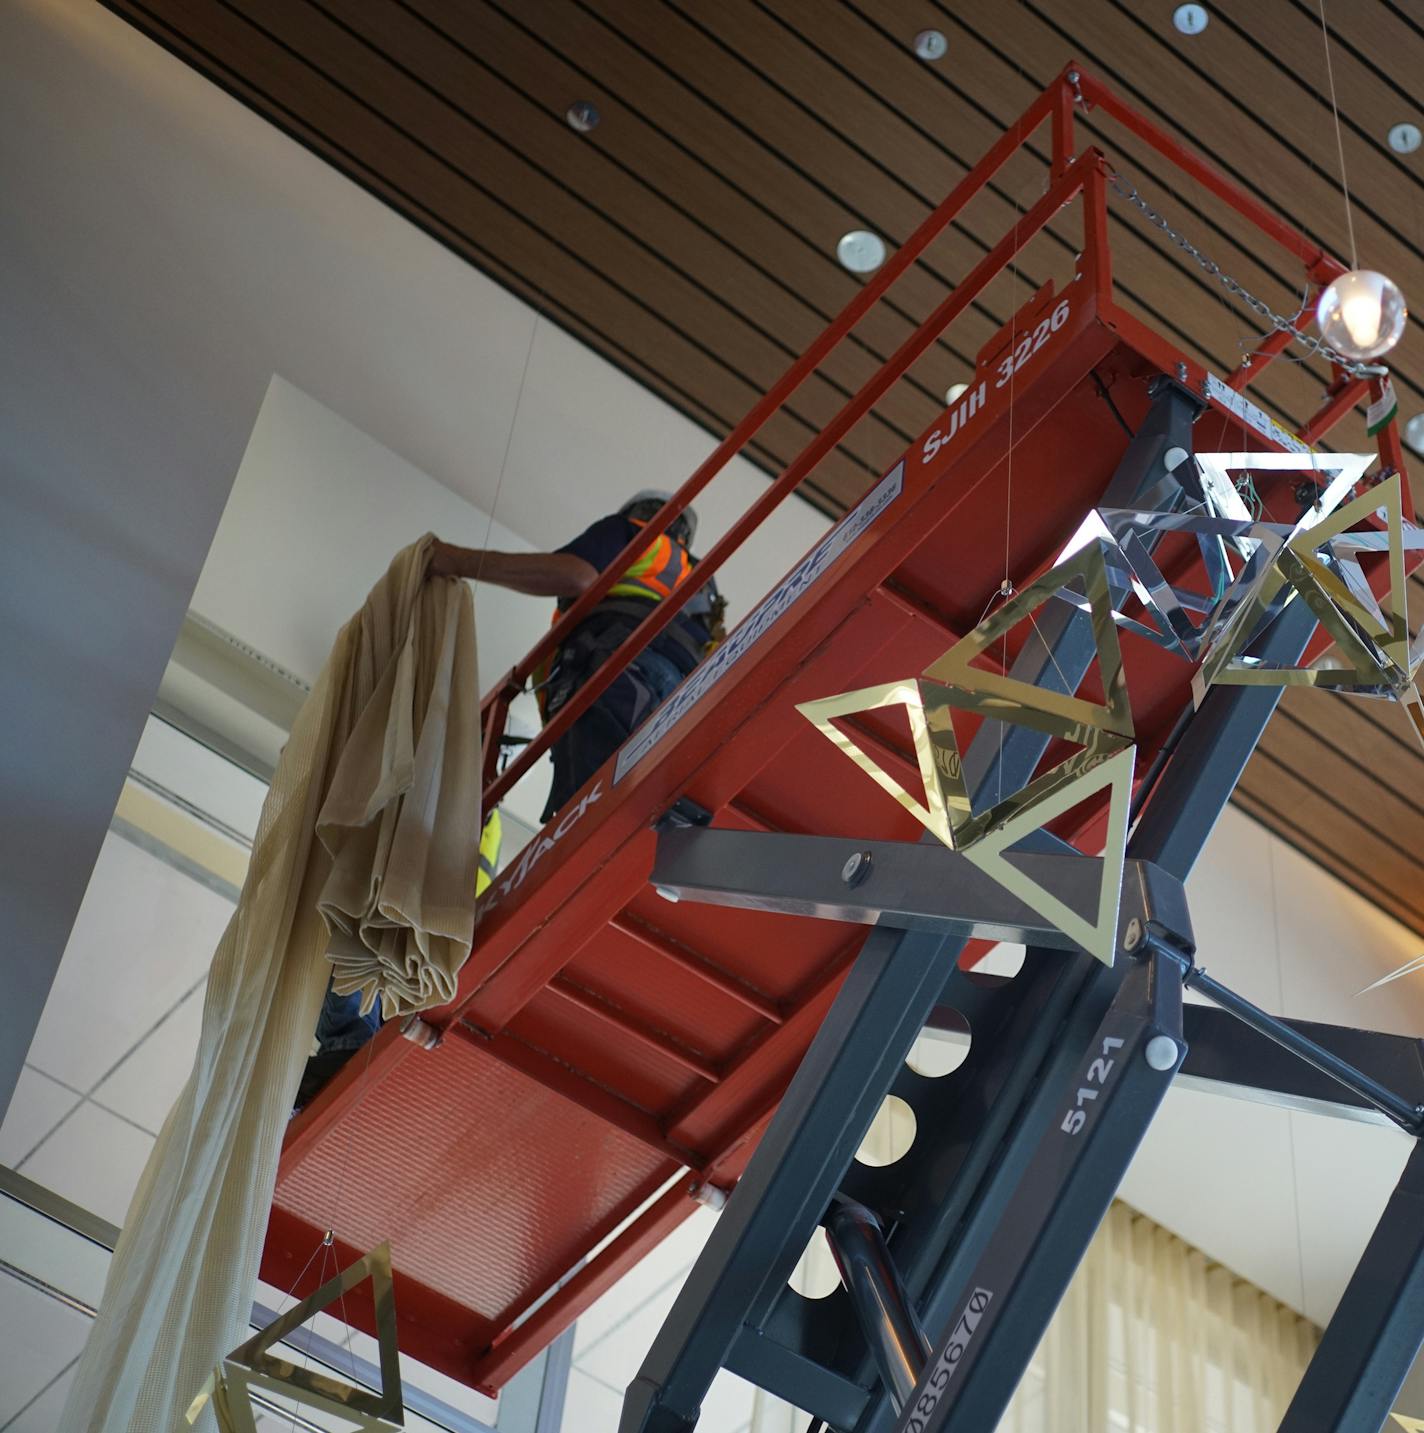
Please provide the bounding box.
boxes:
[428,539,468,579]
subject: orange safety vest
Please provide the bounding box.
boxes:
[607,518,694,602]
[533,520,697,718]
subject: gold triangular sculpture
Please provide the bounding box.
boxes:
[186,1241,403,1432]
[923,541,1135,740]
[963,738,1135,966]
[798,675,1126,853]
[796,679,959,848]
[1197,472,1422,699]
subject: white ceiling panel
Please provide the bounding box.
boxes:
[24,831,230,1093]
[91,985,205,1136]
[0,1275,89,1426]
[19,1102,155,1229]
[0,1067,80,1169]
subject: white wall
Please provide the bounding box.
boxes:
[0,0,826,1118]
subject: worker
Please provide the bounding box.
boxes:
[293,808,502,1110]
[294,497,719,1112]
[428,490,724,821]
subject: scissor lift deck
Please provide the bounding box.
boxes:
[263,64,1410,1402]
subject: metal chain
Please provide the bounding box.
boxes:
[1104,168,1385,379]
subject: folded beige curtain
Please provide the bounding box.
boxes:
[63,535,482,1431]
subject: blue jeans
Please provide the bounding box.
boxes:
[314,983,381,1055]
[542,644,688,821]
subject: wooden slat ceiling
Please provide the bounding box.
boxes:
[108,0,1424,941]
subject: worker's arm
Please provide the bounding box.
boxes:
[429,539,598,598]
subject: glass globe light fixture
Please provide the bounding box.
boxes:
[1315,269,1407,361]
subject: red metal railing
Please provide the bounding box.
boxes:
[477,61,1391,817]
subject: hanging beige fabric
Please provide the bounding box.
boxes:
[63,535,482,1432]
[993,1202,1319,1432]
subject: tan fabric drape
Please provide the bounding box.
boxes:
[62,536,482,1431]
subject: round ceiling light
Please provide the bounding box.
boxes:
[914,29,948,61]
[1405,413,1424,456]
[1173,4,1209,35]
[837,230,888,274]
[945,382,969,404]
[566,101,600,133]
[1389,122,1422,155]
[1315,269,1408,361]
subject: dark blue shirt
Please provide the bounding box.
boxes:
[556,514,713,655]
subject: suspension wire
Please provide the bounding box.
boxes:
[474,311,541,588]
[1317,0,1359,271]
[1104,168,1383,379]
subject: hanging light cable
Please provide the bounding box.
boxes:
[1313,0,1408,362]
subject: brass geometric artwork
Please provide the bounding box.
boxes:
[1047,454,1371,673]
[922,541,1135,741]
[1088,507,1292,661]
[798,449,1413,967]
[962,737,1135,964]
[185,1241,403,1431]
[799,539,1136,966]
[1195,471,1424,743]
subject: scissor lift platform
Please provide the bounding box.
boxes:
[262,64,1407,1397]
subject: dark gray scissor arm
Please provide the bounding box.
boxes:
[651,827,1187,952]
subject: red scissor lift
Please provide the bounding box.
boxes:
[264,62,1411,1402]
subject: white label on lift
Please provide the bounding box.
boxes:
[1203,372,1310,454]
[613,459,906,784]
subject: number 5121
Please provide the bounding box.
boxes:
[1061,1035,1125,1136]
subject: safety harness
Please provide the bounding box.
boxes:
[535,520,706,720]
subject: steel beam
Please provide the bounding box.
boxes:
[653,827,1144,948]
[1280,1141,1424,1432]
[1181,971,1424,1133]
[618,916,972,1433]
[893,948,1184,1432]
[1177,1007,1424,1127]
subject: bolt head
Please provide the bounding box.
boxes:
[1145,1035,1180,1071]
[1123,918,1143,951]
[841,851,872,887]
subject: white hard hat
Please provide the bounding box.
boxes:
[621,489,698,545]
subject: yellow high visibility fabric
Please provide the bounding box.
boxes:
[477,808,501,895]
[607,520,693,602]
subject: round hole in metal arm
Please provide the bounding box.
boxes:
[854,1095,917,1167]
[905,1016,972,1078]
[787,1225,842,1300]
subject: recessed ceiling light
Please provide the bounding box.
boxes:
[1172,4,1209,35]
[837,230,887,274]
[914,29,948,61]
[1389,123,1422,155]
[1404,413,1424,456]
[566,101,600,133]
[945,382,969,404]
